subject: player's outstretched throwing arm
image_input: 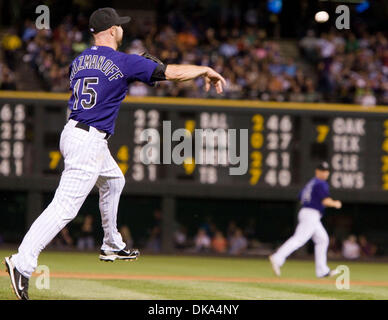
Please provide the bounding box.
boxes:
[165,64,227,94]
[322,197,342,209]
[141,52,226,94]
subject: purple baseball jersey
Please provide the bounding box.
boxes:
[67,45,158,135]
[299,177,330,215]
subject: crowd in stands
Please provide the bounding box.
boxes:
[0,11,386,105]
[50,213,134,251]
[300,29,388,106]
[0,28,20,90]
[328,234,377,260]
[0,59,16,90]
[45,211,379,260]
[20,17,89,92]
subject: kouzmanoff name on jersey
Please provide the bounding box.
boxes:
[69,52,124,82]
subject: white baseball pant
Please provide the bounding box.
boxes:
[271,207,330,278]
[12,119,126,278]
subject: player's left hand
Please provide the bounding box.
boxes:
[204,67,227,94]
[334,200,342,209]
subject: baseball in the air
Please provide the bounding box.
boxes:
[315,11,329,23]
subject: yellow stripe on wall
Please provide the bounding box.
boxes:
[1,90,388,113]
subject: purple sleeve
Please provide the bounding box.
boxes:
[315,182,330,200]
[122,54,158,85]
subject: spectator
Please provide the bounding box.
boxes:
[174,226,188,250]
[77,215,95,251]
[0,63,17,90]
[145,209,162,252]
[119,225,134,249]
[229,228,248,255]
[145,225,161,253]
[194,228,211,253]
[211,231,228,253]
[52,227,73,249]
[243,218,257,241]
[299,29,319,62]
[129,82,149,97]
[200,216,217,238]
[342,235,360,260]
[1,28,22,70]
[359,235,377,257]
[22,20,37,42]
[327,235,341,259]
[357,88,377,107]
[227,220,238,241]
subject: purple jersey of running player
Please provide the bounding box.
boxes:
[299,177,330,215]
[68,45,158,135]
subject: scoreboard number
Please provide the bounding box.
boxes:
[0,141,11,158]
[264,115,293,187]
[14,123,25,140]
[249,114,293,187]
[49,151,62,170]
[0,159,10,176]
[316,125,330,143]
[1,123,12,139]
[0,104,12,121]
[249,114,264,185]
[0,104,26,176]
[131,109,160,182]
[199,166,217,184]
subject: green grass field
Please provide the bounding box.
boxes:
[1,249,388,300]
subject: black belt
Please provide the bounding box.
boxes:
[75,122,111,140]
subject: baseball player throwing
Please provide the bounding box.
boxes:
[269,162,342,278]
[4,7,226,300]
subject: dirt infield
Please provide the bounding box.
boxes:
[1,270,388,287]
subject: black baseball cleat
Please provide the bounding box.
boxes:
[4,256,29,300]
[99,248,140,262]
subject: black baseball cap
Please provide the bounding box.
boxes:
[316,161,330,171]
[89,8,130,33]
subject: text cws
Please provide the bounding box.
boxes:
[69,54,124,82]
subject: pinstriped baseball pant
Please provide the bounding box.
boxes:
[12,119,126,278]
[271,208,330,278]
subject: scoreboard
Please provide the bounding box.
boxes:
[1,91,388,204]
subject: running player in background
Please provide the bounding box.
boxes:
[269,162,342,278]
[4,7,226,300]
